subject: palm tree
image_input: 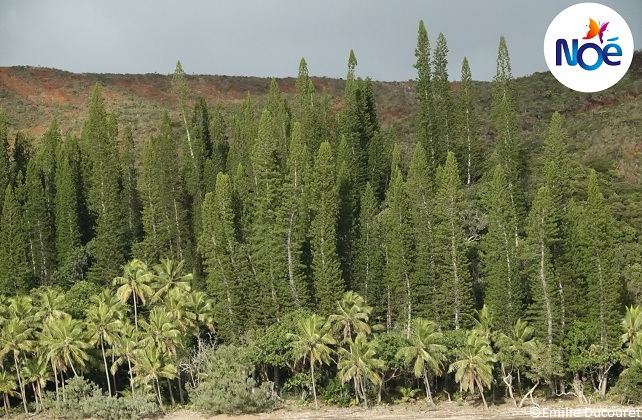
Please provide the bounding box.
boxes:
[187,291,216,334]
[0,318,34,415]
[7,295,35,322]
[86,293,124,396]
[132,346,176,411]
[140,306,182,405]
[622,305,642,345]
[21,355,50,412]
[152,258,192,302]
[38,314,91,401]
[496,318,536,406]
[113,258,154,329]
[328,291,372,343]
[163,289,196,333]
[337,336,384,406]
[0,369,19,416]
[111,322,140,396]
[34,287,66,324]
[448,329,496,409]
[396,318,446,405]
[287,314,336,409]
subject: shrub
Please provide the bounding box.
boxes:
[41,376,160,419]
[320,377,352,407]
[191,344,276,414]
[611,365,642,404]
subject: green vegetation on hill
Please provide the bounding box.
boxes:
[0,21,642,417]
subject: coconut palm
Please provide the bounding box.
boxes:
[111,322,140,396]
[152,258,192,302]
[113,258,154,329]
[38,314,91,401]
[0,318,34,415]
[140,306,181,356]
[496,318,536,406]
[7,295,35,323]
[337,336,384,406]
[0,369,19,416]
[34,287,66,324]
[328,291,372,343]
[288,314,336,409]
[396,318,446,405]
[132,346,176,411]
[163,289,197,333]
[86,293,124,396]
[622,305,642,345]
[21,355,50,412]
[448,329,496,409]
[187,291,216,333]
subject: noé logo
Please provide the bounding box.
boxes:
[544,3,634,93]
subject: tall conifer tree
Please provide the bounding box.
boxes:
[458,57,480,185]
[0,184,29,292]
[54,136,82,267]
[414,21,434,171]
[310,141,343,314]
[481,165,522,333]
[432,33,454,161]
[83,86,126,285]
[434,152,473,329]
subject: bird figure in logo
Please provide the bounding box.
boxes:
[583,18,609,44]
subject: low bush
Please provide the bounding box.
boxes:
[41,376,160,420]
[190,344,276,414]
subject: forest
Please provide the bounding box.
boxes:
[1,20,642,418]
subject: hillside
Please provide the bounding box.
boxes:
[1,51,641,217]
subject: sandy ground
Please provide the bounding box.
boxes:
[162,401,543,420]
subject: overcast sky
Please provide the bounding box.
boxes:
[1,1,640,81]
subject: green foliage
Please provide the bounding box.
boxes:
[612,364,642,404]
[0,184,30,293]
[40,376,160,420]
[191,344,275,414]
[320,377,352,407]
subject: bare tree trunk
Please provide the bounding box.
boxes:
[423,370,434,405]
[166,377,175,405]
[518,381,539,408]
[156,379,165,412]
[14,355,29,416]
[502,364,516,407]
[100,335,112,396]
[311,358,318,409]
[476,378,488,409]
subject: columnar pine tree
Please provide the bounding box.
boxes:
[336,136,355,288]
[11,132,31,186]
[541,112,572,337]
[40,118,61,211]
[266,78,291,169]
[83,86,126,285]
[186,97,211,244]
[406,142,438,320]
[381,165,414,335]
[525,186,560,347]
[54,136,82,267]
[580,171,621,352]
[414,21,434,172]
[458,57,480,185]
[491,36,522,241]
[481,165,522,334]
[204,104,228,193]
[249,109,288,322]
[432,33,454,160]
[23,158,56,286]
[135,114,191,267]
[0,184,30,292]
[353,182,383,311]
[0,110,8,216]
[295,58,324,154]
[310,141,343,314]
[227,94,257,211]
[434,152,473,329]
[281,122,310,306]
[200,173,247,340]
[120,126,142,249]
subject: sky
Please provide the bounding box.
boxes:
[1,1,641,82]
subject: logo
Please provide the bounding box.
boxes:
[544,3,634,93]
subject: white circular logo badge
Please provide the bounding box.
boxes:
[544,2,634,93]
